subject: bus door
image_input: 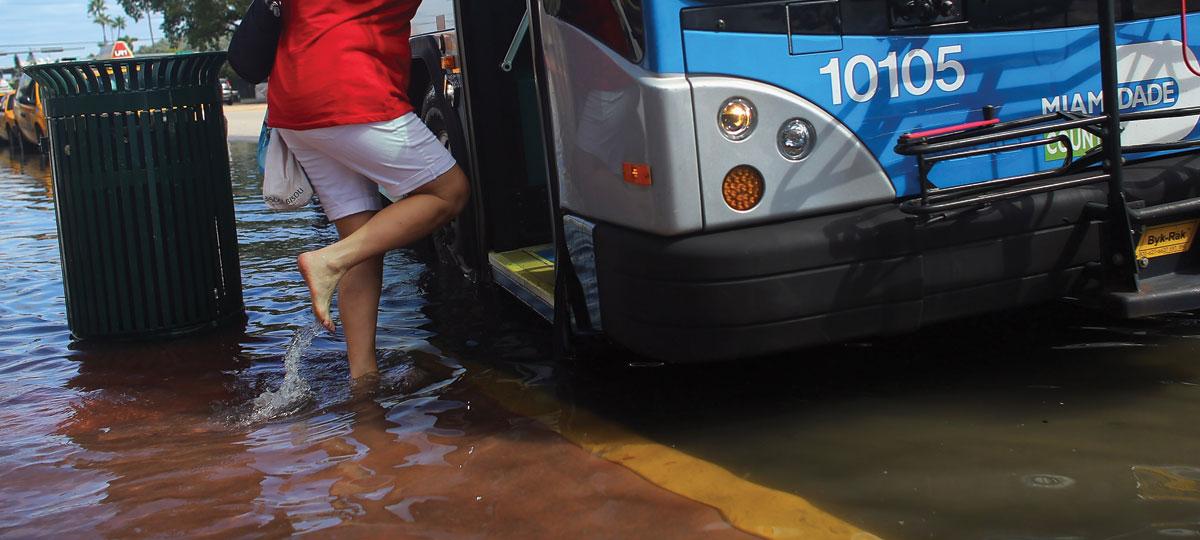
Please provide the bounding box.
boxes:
[450,0,557,319]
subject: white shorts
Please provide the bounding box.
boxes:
[277,112,457,221]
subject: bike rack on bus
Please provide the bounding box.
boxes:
[895,107,1200,216]
[895,0,1200,296]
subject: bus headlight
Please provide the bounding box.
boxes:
[718,97,756,141]
[777,118,815,161]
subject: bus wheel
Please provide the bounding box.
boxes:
[35,127,47,154]
[421,87,478,281]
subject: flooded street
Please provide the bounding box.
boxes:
[2,142,1200,539]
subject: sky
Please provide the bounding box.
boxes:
[0,0,455,64]
[0,0,153,61]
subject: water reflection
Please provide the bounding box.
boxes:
[1133,466,1200,503]
[1,149,53,200]
[55,334,262,537]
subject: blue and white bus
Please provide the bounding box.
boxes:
[408,0,1200,362]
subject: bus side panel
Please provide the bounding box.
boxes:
[538,15,705,236]
[683,15,1200,200]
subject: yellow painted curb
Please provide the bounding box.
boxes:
[470,366,882,540]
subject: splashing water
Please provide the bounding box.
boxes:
[244,321,322,423]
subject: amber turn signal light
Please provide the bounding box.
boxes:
[623,162,652,186]
[722,165,765,211]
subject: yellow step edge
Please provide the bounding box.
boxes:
[468,365,882,540]
[488,246,556,304]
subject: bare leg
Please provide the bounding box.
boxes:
[299,165,469,332]
[332,211,384,379]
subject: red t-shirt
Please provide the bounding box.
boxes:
[267,0,419,130]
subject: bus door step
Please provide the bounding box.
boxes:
[488,245,556,321]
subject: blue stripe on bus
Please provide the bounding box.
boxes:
[642,0,698,73]
[683,14,1200,197]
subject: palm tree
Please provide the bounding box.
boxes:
[88,0,110,42]
[111,16,127,41]
[122,1,157,45]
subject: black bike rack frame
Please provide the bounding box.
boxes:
[894,0,1200,295]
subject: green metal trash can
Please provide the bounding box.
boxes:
[25,53,244,340]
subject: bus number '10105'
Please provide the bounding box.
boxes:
[818,46,967,105]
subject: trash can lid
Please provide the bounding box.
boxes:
[24,52,228,100]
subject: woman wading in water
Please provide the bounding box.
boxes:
[268,0,469,379]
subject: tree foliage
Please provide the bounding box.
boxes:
[111,16,128,36]
[88,0,115,42]
[117,0,250,50]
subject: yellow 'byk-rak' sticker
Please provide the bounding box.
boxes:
[1136,220,1199,259]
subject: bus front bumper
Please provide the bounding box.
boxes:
[590,155,1200,363]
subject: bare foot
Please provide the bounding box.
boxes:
[298,250,344,332]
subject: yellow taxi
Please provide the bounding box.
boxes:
[13,73,49,151]
[0,92,15,145]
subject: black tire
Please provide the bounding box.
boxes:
[421,86,479,281]
[35,127,48,154]
[15,127,28,157]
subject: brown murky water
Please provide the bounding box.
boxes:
[0,144,746,539]
[2,142,1200,539]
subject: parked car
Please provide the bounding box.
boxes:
[13,73,49,152]
[220,78,239,105]
[0,92,14,146]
